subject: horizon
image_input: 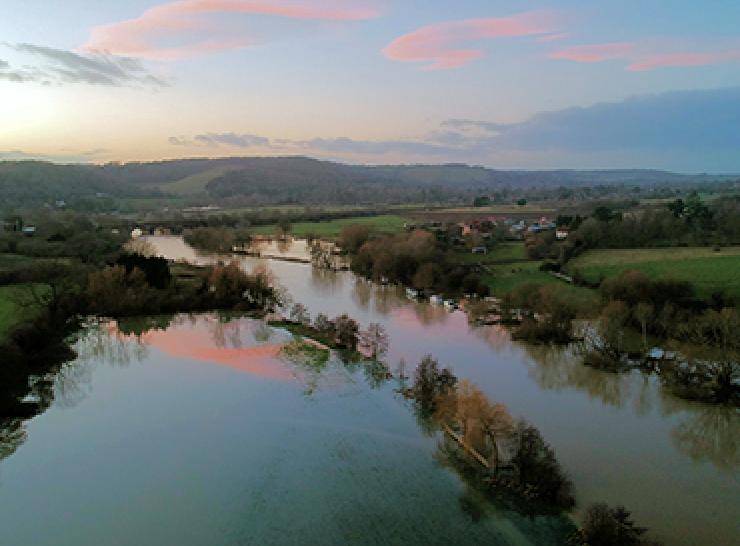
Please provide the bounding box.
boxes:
[2,1,739,171]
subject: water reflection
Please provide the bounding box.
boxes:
[58,235,737,546]
[661,397,740,472]
[521,344,635,409]
[310,266,344,295]
[521,342,740,473]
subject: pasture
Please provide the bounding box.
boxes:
[567,247,740,300]
[482,261,600,314]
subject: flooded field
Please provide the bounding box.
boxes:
[0,236,737,546]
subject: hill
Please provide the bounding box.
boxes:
[1,156,736,209]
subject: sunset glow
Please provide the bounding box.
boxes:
[1,1,739,170]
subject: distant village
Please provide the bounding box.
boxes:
[403,215,568,255]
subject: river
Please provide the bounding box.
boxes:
[0,236,737,546]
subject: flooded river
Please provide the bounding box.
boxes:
[0,236,737,546]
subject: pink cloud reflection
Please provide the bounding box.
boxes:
[113,322,294,381]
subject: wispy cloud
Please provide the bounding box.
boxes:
[170,133,270,147]
[168,87,740,170]
[0,148,109,163]
[383,11,560,70]
[82,0,381,60]
[168,132,450,156]
[550,40,740,71]
[0,43,166,86]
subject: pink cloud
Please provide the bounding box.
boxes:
[549,42,634,63]
[82,0,381,60]
[550,40,740,71]
[383,11,560,70]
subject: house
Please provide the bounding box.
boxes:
[555,228,569,240]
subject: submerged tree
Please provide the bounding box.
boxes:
[570,503,662,546]
[509,420,576,509]
[334,314,359,351]
[358,322,389,359]
[290,303,310,325]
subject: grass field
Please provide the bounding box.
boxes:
[250,214,410,238]
[566,247,740,300]
[482,261,601,314]
[409,205,554,223]
[159,167,234,196]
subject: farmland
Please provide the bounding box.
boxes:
[481,261,600,314]
[566,247,740,300]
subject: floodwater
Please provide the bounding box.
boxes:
[0,236,737,546]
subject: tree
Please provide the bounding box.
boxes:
[517,198,528,207]
[359,322,389,359]
[634,302,654,349]
[290,303,310,325]
[667,198,686,218]
[578,503,649,546]
[435,380,513,472]
[339,224,371,254]
[510,420,575,508]
[412,262,436,291]
[277,218,292,237]
[473,195,491,207]
[412,355,458,416]
[313,313,334,333]
[334,314,359,350]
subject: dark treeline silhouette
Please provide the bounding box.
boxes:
[3,157,736,210]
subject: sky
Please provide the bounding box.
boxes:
[1,0,739,172]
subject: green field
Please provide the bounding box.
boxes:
[482,261,600,314]
[567,247,740,299]
[250,214,410,238]
[159,167,236,196]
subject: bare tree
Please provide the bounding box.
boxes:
[290,303,310,325]
[359,322,389,359]
[634,302,654,349]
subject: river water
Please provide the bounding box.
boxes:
[0,236,737,546]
